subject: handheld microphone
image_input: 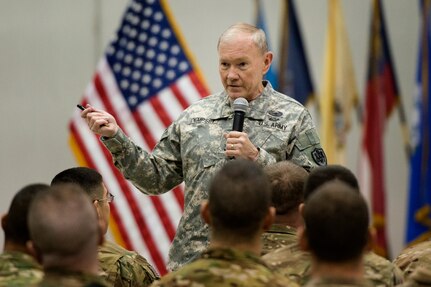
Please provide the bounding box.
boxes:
[232,97,248,132]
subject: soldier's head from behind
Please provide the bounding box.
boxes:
[264,161,308,227]
[303,164,359,200]
[300,181,370,264]
[2,183,50,252]
[28,184,102,273]
[201,159,274,248]
[51,167,112,235]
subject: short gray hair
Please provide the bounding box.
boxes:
[217,22,268,54]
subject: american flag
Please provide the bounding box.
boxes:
[69,0,209,274]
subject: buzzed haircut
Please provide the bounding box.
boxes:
[3,183,50,244]
[303,181,369,262]
[303,165,359,200]
[28,184,99,257]
[209,159,271,238]
[264,161,308,215]
[51,167,103,198]
[217,22,268,54]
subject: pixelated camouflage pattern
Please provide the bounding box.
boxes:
[304,276,374,287]
[263,243,403,286]
[261,224,298,255]
[34,268,108,287]
[102,81,324,270]
[149,247,298,287]
[98,240,159,287]
[394,241,431,281]
[0,251,43,287]
[399,267,431,287]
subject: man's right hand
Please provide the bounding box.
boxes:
[80,104,119,138]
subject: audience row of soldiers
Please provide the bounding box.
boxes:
[0,160,430,286]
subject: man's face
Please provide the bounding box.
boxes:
[218,34,272,101]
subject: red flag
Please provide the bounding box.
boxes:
[68,0,209,274]
[360,0,399,258]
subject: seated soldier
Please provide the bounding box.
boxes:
[0,184,48,286]
[51,167,159,286]
[261,161,308,255]
[394,240,431,283]
[151,159,297,287]
[300,181,371,286]
[28,184,108,286]
[263,165,403,286]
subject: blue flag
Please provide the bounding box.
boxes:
[406,0,431,244]
[255,0,278,89]
[278,0,314,105]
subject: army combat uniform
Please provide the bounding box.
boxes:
[263,243,403,286]
[261,224,298,255]
[0,251,43,286]
[34,268,109,287]
[102,81,325,270]
[98,240,159,287]
[393,240,431,280]
[150,247,297,287]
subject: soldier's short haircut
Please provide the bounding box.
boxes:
[28,184,99,257]
[217,22,268,54]
[303,165,359,200]
[264,161,308,215]
[3,183,50,244]
[303,181,369,262]
[209,159,271,238]
[51,167,103,198]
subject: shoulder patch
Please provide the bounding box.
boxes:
[311,148,327,166]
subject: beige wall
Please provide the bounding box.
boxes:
[0,0,418,258]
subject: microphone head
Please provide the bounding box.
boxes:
[233,97,249,113]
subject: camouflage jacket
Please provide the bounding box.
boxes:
[98,240,160,287]
[399,267,431,287]
[102,81,325,270]
[263,243,403,286]
[304,276,373,287]
[150,247,297,287]
[393,240,431,279]
[261,224,297,255]
[35,268,108,287]
[0,251,43,287]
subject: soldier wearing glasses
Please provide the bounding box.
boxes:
[51,167,159,287]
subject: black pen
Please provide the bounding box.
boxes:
[77,104,85,111]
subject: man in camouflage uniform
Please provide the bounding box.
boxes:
[81,22,326,271]
[28,184,109,287]
[151,160,297,286]
[263,165,404,286]
[261,161,308,255]
[394,240,431,281]
[51,167,159,286]
[0,184,48,286]
[301,181,373,287]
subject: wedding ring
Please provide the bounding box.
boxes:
[231,144,234,149]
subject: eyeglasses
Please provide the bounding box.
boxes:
[94,192,115,203]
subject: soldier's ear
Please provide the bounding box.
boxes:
[299,203,305,217]
[1,214,7,231]
[262,206,275,231]
[26,240,42,264]
[200,200,211,226]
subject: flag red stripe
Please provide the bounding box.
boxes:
[172,186,184,211]
[189,71,210,98]
[150,96,172,127]
[171,84,190,110]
